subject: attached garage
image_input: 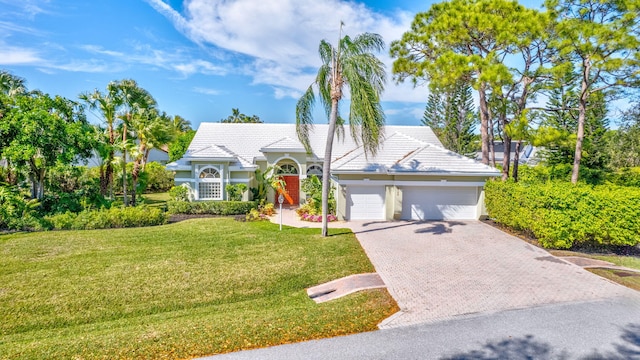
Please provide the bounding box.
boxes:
[347,186,386,220]
[401,186,480,220]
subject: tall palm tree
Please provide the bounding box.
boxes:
[296,27,386,236]
[129,109,174,206]
[115,79,156,206]
[0,70,27,97]
[79,82,121,197]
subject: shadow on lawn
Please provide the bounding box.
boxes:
[440,323,640,360]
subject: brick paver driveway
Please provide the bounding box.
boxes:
[349,220,637,329]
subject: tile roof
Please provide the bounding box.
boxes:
[169,123,499,176]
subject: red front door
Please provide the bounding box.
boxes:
[280,175,299,205]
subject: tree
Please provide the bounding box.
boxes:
[129,109,174,205]
[1,92,93,199]
[546,0,640,183]
[172,115,192,133]
[79,82,122,197]
[422,79,478,157]
[114,80,156,206]
[0,70,27,97]
[390,0,547,165]
[606,102,640,168]
[296,27,386,236]
[220,108,263,123]
[168,130,196,162]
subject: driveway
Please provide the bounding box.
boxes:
[349,220,637,329]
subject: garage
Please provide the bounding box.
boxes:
[401,186,479,220]
[347,186,386,220]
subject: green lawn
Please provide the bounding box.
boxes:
[0,219,397,359]
[140,192,171,208]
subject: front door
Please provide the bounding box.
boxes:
[280,175,299,205]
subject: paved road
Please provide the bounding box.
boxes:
[203,295,640,359]
[350,220,637,328]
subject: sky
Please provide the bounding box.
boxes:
[0,0,543,129]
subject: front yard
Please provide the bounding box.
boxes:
[0,218,398,359]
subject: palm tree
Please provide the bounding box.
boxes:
[79,82,121,197]
[296,26,386,236]
[0,70,27,97]
[115,79,156,206]
[129,109,174,205]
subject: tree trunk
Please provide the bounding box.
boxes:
[122,124,129,207]
[513,140,522,182]
[502,134,512,181]
[478,82,490,165]
[572,58,590,184]
[131,145,145,207]
[321,98,339,237]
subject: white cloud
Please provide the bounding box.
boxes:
[193,87,221,95]
[145,0,426,103]
[0,44,41,65]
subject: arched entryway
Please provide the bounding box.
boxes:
[276,162,299,205]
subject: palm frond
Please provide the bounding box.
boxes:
[295,85,316,153]
[316,64,333,119]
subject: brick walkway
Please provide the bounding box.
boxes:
[349,220,638,329]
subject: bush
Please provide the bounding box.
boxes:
[225,183,247,201]
[142,162,175,193]
[0,186,50,231]
[46,206,168,230]
[485,180,640,249]
[167,200,258,215]
[169,185,190,202]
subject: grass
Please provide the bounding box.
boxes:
[0,218,398,359]
[587,268,640,291]
[548,250,640,291]
[141,192,171,208]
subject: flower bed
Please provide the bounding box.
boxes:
[300,213,338,222]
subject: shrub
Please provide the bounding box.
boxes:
[0,186,50,231]
[143,162,175,193]
[225,183,247,201]
[169,185,190,202]
[167,200,258,215]
[46,206,169,230]
[485,180,640,249]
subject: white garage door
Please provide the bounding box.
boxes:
[347,186,386,220]
[401,186,479,220]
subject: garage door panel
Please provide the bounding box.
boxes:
[348,186,385,220]
[402,186,479,220]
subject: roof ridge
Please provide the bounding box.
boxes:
[393,131,428,146]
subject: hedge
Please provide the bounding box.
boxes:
[46,206,169,230]
[167,200,258,215]
[484,180,640,249]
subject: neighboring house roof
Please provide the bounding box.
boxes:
[169,123,499,176]
[476,141,539,164]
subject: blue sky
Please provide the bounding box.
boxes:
[0,0,540,129]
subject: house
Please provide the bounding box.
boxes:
[476,141,541,165]
[167,123,500,221]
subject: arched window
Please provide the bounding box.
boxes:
[307,164,323,179]
[277,164,298,175]
[198,167,222,200]
[199,167,220,179]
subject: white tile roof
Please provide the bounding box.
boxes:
[169,123,499,176]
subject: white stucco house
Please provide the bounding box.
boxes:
[167,123,500,221]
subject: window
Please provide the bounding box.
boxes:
[307,164,323,179]
[199,182,221,199]
[277,163,298,175]
[199,167,221,179]
[198,167,222,200]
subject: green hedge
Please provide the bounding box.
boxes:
[485,180,640,249]
[167,200,258,215]
[46,206,169,230]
